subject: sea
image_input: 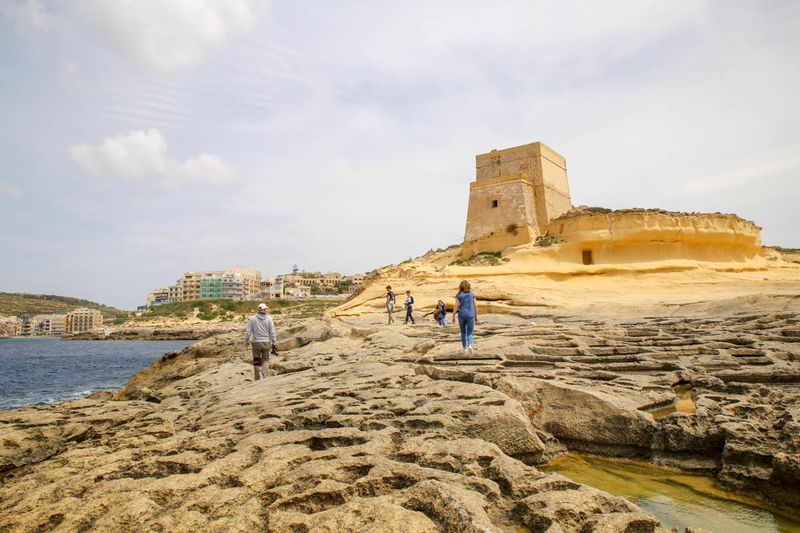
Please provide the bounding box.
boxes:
[0,338,194,411]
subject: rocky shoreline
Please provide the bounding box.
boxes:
[63,322,243,341]
[2,296,799,532]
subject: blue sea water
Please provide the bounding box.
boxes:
[0,338,194,411]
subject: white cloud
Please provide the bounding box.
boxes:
[0,184,23,199]
[1,0,55,31]
[166,154,240,187]
[69,128,168,178]
[69,128,239,187]
[61,60,80,84]
[80,0,259,70]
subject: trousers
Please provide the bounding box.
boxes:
[458,315,474,348]
[251,341,271,380]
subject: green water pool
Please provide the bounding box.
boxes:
[541,454,800,533]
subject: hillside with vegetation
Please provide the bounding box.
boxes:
[139,298,341,323]
[0,292,120,320]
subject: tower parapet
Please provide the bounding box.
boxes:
[463,142,572,255]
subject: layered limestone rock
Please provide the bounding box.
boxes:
[0,321,672,533]
[2,297,800,531]
[332,210,800,319]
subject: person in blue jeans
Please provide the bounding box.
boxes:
[452,280,478,355]
[424,300,447,326]
[404,290,415,324]
[436,300,446,326]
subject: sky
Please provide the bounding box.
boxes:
[1,0,799,310]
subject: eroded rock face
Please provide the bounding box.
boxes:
[2,299,799,531]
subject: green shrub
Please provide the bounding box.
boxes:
[535,234,558,247]
[450,252,501,266]
[112,318,125,325]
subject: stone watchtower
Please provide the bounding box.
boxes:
[462,141,572,255]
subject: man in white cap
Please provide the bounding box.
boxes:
[244,303,277,380]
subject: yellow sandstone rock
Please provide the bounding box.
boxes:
[332,142,800,319]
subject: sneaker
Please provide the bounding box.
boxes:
[467,345,475,355]
[461,349,468,355]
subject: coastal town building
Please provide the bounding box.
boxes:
[146,266,362,305]
[0,315,23,337]
[168,283,183,303]
[175,267,262,303]
[179,271,217,301]
[65,308,103,333]
[146,288,170,308]
[49,314,66,336]
[30,314,54,335]
[343,273,366,286]
[463,141,572,255]
[221,272,244,300]
[200,276,222,300]
[225,267,262,300]
[260,276,284,299]
[285,285,311,299]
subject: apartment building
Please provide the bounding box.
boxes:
[147,288,170,308]
[49,314,66,336]
[285,285,311,298]
[0,315,23,336]
[180,271,218,301]
[344,273,367,285]
[225,267,262,300]
[66,308,103,333]
[260,276,284,299]
[30,314,53,335]
[168,282,183,303]
[176,267,262,302]
[200,276,222,299]
[283,271,340,288]
[319,272,343,289]
[221,272,243,300]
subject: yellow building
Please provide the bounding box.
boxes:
[178,267,262,301]
[179,271,221,301]
[0,316,23,337]
[463,141,572,255]
[146,288,170,308]
[49,314,66,335]
[66,308,103,333]
[168,282,183,303]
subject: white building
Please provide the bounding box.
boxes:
[260,276,284,299]
[222,272,244,300]
[285,285,310,299]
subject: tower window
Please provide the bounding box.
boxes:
[491,200,498,208]
[582,250,593,265]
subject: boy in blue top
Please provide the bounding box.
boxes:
[452,280,478,355]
